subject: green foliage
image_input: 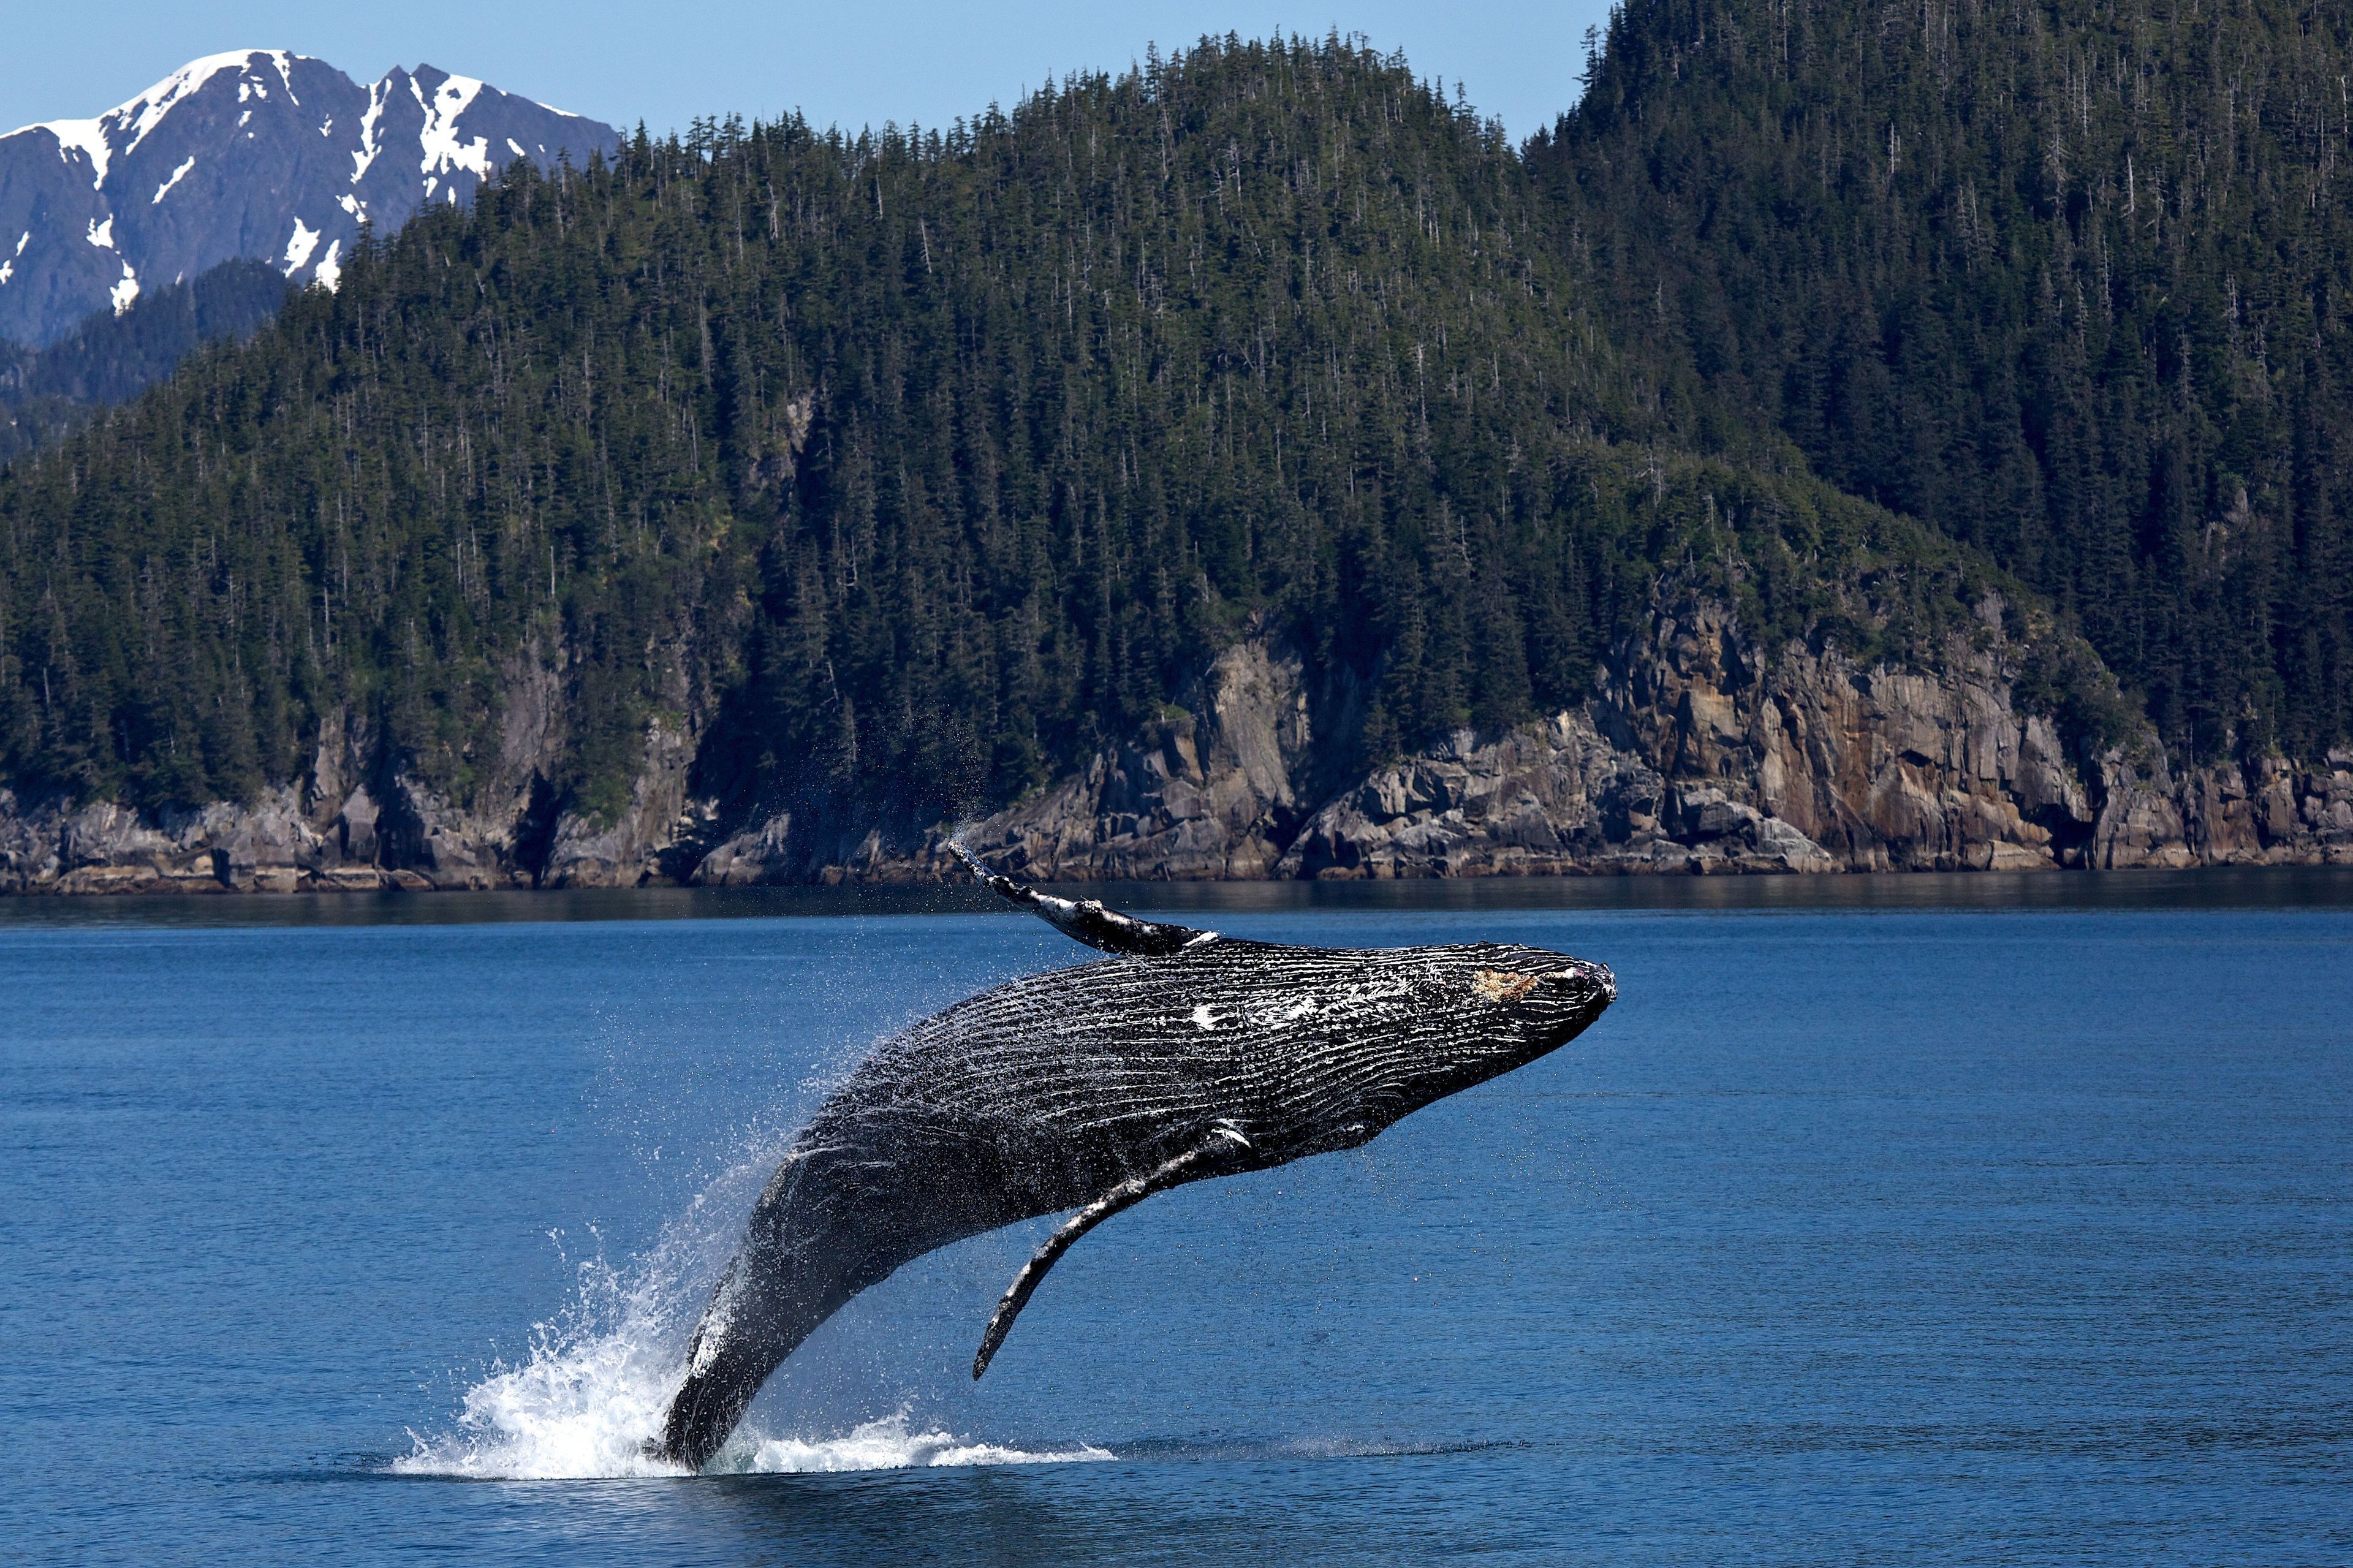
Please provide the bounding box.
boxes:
[0,34,2037,831]
[2013,635,2139,757]
[0,260,288,464]
[1534,0,2353,760]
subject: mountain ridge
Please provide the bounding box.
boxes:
[0,48,620,347]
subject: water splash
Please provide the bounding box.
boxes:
[730,1411,1113,1475]
[391,1219,701,1480]
[392,1145,1112,1480]
[398,1373,1112,1480]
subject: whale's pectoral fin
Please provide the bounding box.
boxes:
[972,1125,1252,1379]
[951,841,1218,956]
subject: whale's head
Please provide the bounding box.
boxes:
[1283,942,1616,1154]
[1434,942,1617,1080]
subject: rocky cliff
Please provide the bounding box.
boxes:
[0,640,707,895]
[907,594,2351,882]
[3,594,2349,893]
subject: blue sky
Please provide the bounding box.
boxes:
[3,1,1612,145]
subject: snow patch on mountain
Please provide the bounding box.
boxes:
[115,51,258,157]
[154,155,198,203]
[352,77,390,183]
[417,72,494,200]
[26,119,112,187]
[282,219,320,274]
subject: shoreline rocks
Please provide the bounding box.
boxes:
[6,596,2351,895]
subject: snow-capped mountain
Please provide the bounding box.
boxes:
[0,50,619,347]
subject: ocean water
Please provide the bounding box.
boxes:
[2,874,2347,1564]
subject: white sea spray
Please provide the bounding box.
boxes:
[392,1125,1112,1480]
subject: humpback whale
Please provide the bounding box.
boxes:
[654,850,1616,1469]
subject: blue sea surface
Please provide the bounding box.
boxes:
[2,874,2348,1564]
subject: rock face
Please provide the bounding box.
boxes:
[4,591,2350,893]
[541,718,707,889]
[0,643,703,895]
[925,639,1328,881]
[2090,746,2353,869]
[922,594,2105,880]
[680,593,2353,885]
[0,50,619,347]
[688,637,1363,887]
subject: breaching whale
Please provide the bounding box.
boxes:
[653,849,1616,1469]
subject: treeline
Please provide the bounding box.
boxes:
[1534,0,2353,760]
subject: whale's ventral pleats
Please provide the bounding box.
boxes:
[653,857,1616,1471]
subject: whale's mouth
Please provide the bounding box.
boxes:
[1542,961,1616,1005]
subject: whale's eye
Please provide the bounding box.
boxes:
[1470,969,1540,1004]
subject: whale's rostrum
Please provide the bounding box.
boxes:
[653,850,1616,1469]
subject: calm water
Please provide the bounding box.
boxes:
[2,876,2348,1564]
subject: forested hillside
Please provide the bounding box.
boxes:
[4,23,2344,888]
[0,35,2006,843]
[1533,0,2353,761]
[0,260,287,463]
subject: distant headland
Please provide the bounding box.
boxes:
[5,23,2349,893]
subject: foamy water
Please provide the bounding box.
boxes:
[393,1144,1113,1480]
[392,1299,1115,1483]
[733,1414,1113,1475]
[390,1297,691,1479]
[398,1369,1113,1480]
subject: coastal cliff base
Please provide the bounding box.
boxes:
[6,596,2349,895]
